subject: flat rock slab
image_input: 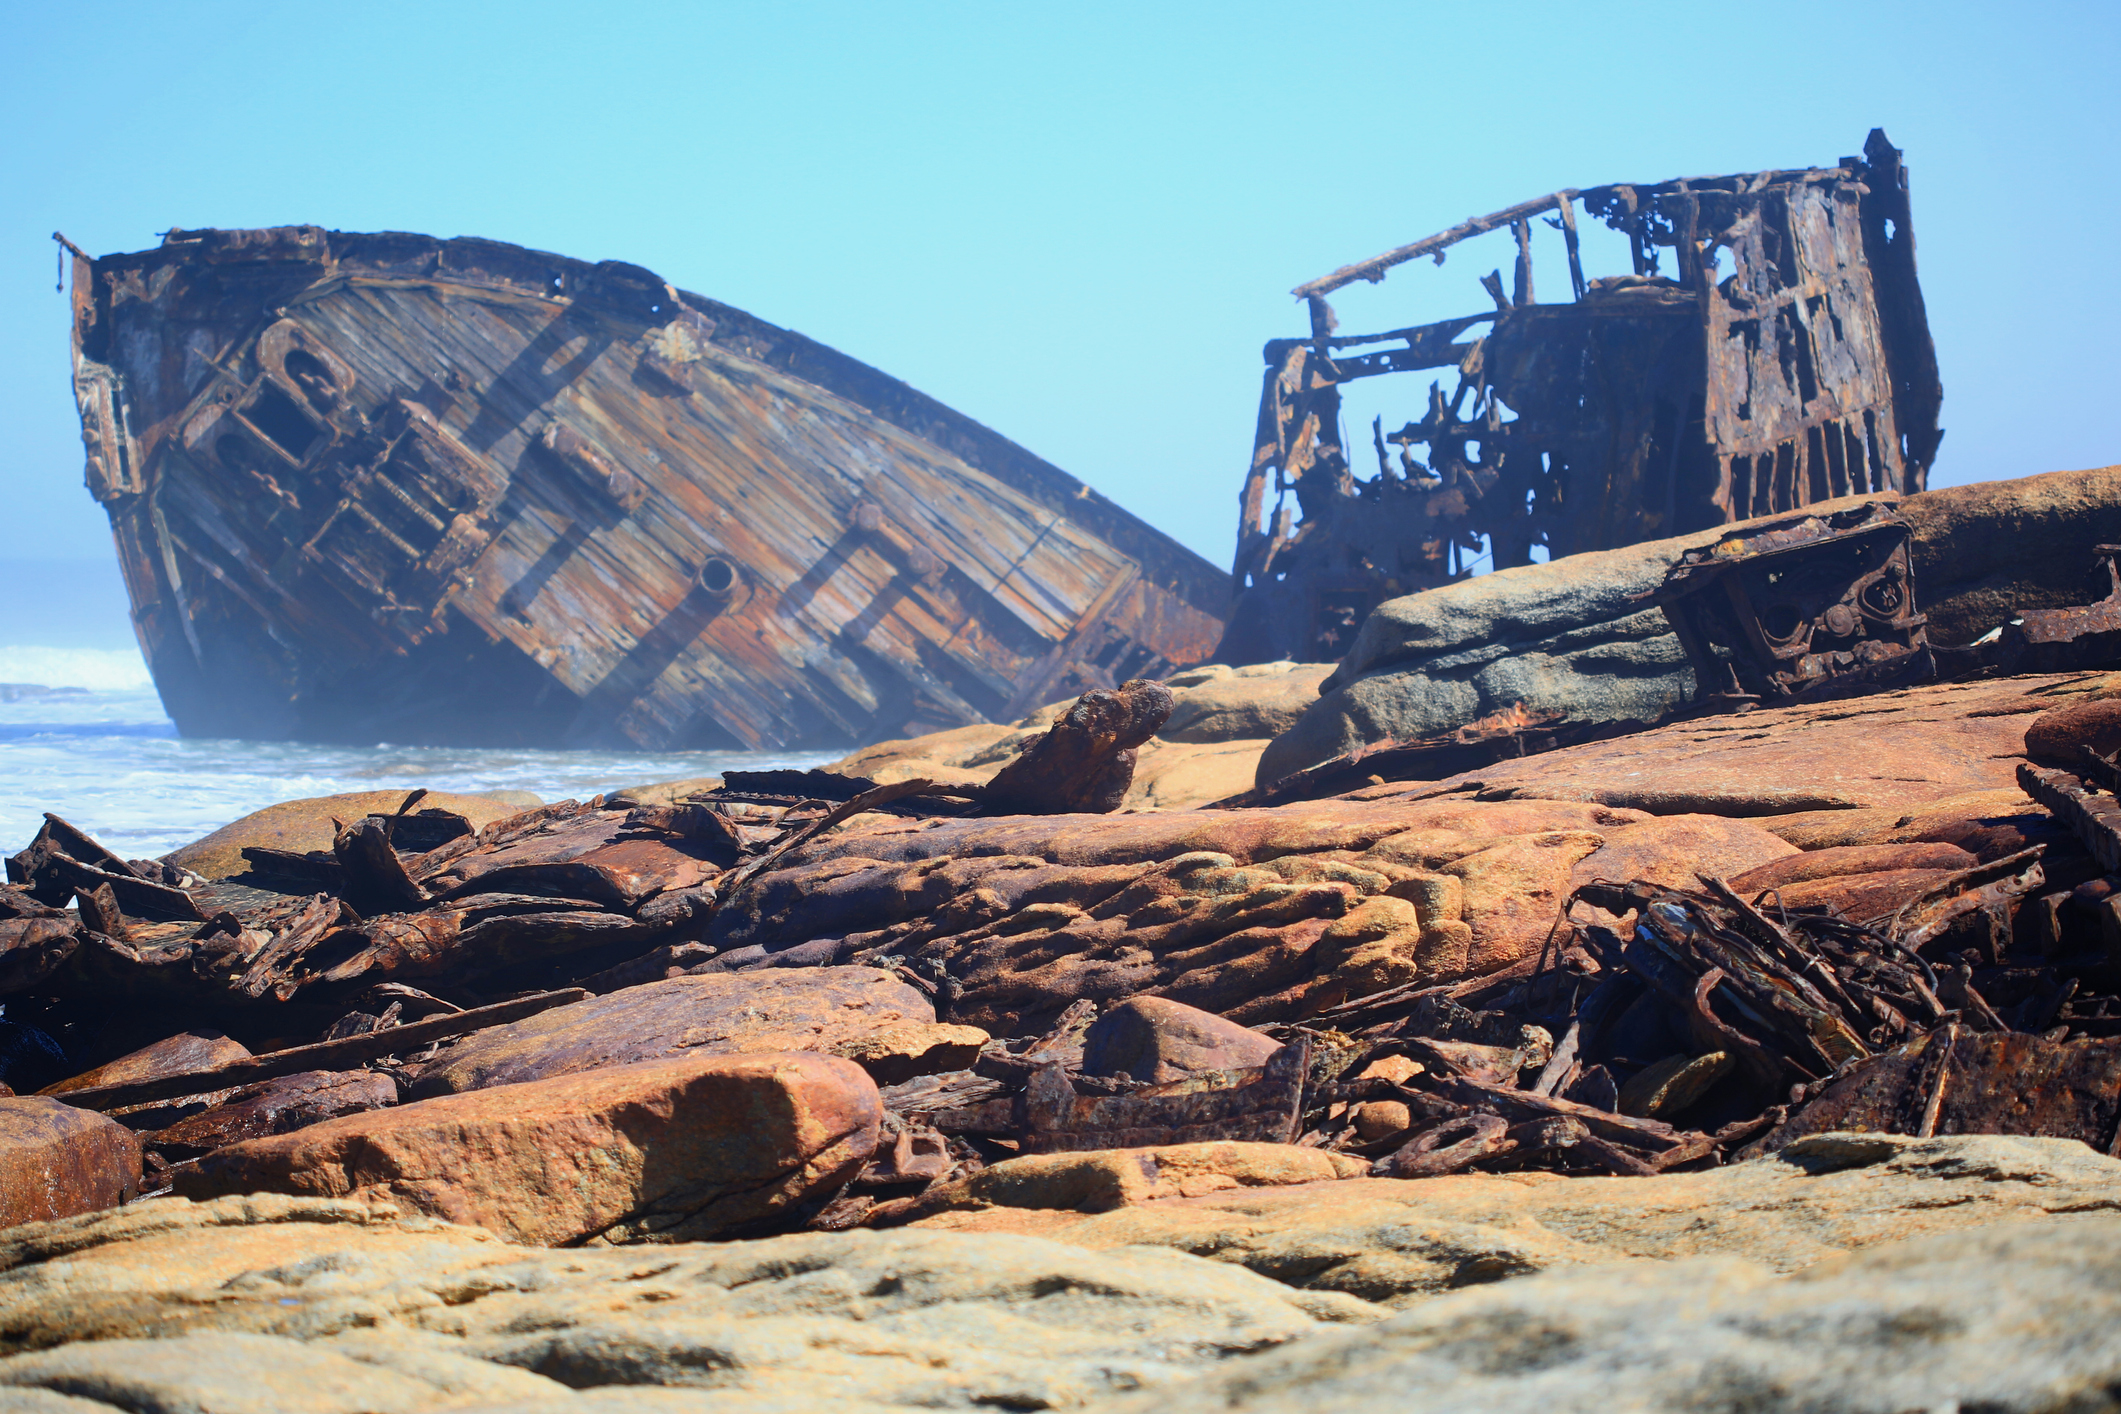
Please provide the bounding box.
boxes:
[1349,672,2108,818]
[175,1050,882,1246]
[408,967,934,1097]
[0,1099,141,1229]
[913,1132,2121,1307]
[1728,841,1978,891]
[1103,1215,2121,1414]
[930,1142,1370,1213]
[711,797,1802,1031]
[11,1138,2121,1413]
[0,1194,1372,1411]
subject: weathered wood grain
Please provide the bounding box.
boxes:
[67,229,1227,749]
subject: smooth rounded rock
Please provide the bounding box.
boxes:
[2026,696,2121,764]
[1160,663,1336,744]
[1082,998,1280,1083]
[176,1050,882,1246]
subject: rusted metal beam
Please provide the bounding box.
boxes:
[1293,191,1578,298]
[48,988,590,1112]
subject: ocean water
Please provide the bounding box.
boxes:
[0,644,838,861]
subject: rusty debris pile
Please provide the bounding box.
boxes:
[14,128,2121,1267]
[8,666,2121,1229]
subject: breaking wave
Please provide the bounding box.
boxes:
[0,665,838,861]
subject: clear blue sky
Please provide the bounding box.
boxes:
[3,0,2115,643]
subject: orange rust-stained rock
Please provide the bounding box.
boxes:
[1765,868,1967,922]
[407,969,934,1098]
[1569,814,1797,896]
[0,1097,142,1228]
[704,795,1701,1031]
[1728,843,1980,895]
[980,679,1176,815]
[1347,674,2097,820]
[2025,697,2121,765]
[176,1051,881,1246]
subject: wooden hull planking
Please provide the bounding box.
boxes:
[65,228,1227,749]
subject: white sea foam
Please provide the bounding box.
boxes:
[0,677,839,860]
[0,645,154,692]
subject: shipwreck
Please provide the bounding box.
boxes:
[60,227,1228,749]
[1219,129,1943,664]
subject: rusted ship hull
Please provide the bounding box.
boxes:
[64,227,1226,749]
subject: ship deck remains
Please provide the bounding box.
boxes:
[1220,129,1942,664]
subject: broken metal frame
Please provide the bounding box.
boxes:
[1220,129,1942,666]
[1652,502,1934,707]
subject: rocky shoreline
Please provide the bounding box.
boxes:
[6,465,2121,1409]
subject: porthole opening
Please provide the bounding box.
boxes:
[698,556,739,596]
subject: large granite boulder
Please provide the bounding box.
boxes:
[176,1050,882,1245]
[1262,465,2121,783]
